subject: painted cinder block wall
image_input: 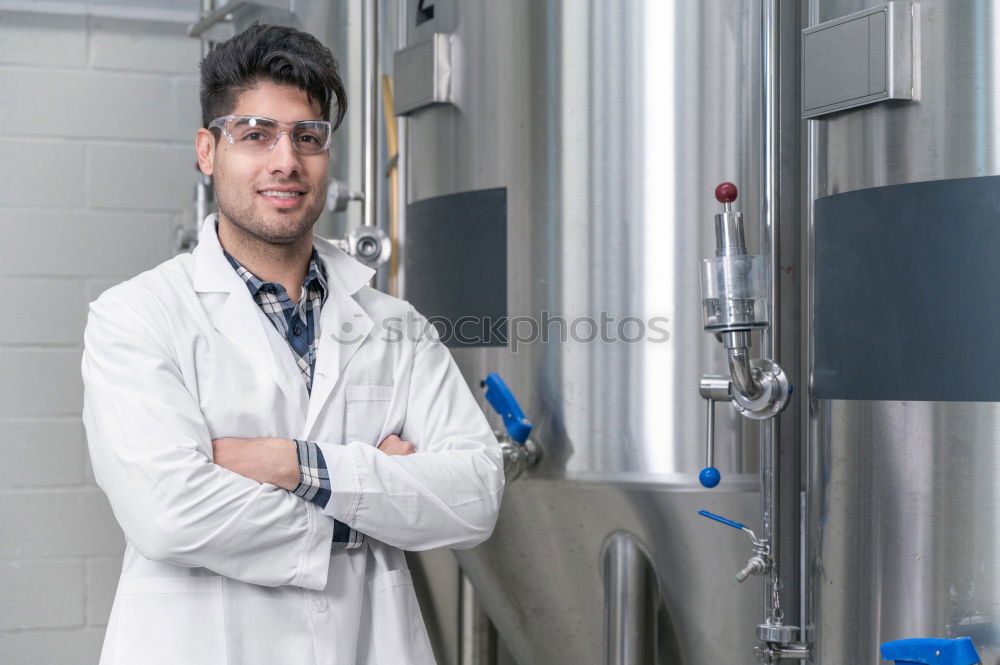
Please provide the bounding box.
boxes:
[0,9,201,662]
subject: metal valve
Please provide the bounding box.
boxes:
[482,372,541,481]
[699,182,791,420]
[697,510,771,582]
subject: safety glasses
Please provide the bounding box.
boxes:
[208,115,333,155]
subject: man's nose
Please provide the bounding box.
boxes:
[266,132,302,174]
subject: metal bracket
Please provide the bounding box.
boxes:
[393,33,456,115]
[327,226,392,270]
[188,1,295,40]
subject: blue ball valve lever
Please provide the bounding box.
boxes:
[698,510,747,530]
[881,638,981,665]
[482,373,532,445]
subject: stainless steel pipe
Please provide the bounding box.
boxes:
[361,0,378,228]
[759,0,784,635]
[603,533,654,665]
[459,575,497,665]
[724,331,763,400]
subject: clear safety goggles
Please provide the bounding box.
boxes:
[208,115,333,155]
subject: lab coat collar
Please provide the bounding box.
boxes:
[191,213,375,296]
[191,214,377,434]
[306,235,376,435]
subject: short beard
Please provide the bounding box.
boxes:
[215,184,326,246]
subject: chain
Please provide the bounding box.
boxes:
[770,573,784,623]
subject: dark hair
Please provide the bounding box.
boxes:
[199,23,347,131]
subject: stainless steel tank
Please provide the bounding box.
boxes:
[390,1,794,663]
[806,1,1000,663]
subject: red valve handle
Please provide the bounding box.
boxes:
[715,182,738,204]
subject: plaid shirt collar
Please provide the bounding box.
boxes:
[222,248,329,310]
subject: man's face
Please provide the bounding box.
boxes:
[195,82,330,245]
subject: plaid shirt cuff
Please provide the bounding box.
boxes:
[292,439,365,550]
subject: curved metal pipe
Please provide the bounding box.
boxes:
[723,331,763,400]
[727,347,761,400]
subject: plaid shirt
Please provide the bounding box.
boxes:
[223,248,364,550]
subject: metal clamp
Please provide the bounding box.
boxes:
[754,642,811,663]
[731,358,791,420]
[329,226,392,269]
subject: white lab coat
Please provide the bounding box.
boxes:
[81,214,504,665]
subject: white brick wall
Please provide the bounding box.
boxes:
[0,9,200,662]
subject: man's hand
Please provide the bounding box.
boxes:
[212,437,300,491]
[378,434,415,456]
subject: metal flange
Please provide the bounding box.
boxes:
[732,358,791,420]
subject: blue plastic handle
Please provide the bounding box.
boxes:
[698,510,746,531]
[881,637,980,665]
[482,373,533,445]
[699,467,721,488]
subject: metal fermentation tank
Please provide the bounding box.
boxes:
[184,0,1000,662]
[806,1,1000,663]
[391,1,796,663]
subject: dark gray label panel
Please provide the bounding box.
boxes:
[814,175,1000,401]
[404,187,507,348]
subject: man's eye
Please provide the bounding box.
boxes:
[242,132,267,142]
[297,134,320,144]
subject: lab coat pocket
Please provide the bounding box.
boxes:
[112,576,226,665]
[345,384,394,446]
[369,570,436,665]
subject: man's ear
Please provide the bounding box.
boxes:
[195,128,216,176]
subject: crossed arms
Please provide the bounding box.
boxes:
[81,289,503,590]
[210,434,414,491]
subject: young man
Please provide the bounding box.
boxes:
[81,24,503,665]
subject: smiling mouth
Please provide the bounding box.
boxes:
[257,188,307,209]
[258,190,304,198]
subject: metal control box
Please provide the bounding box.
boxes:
[393,33,455,116]
[801,1,915,118]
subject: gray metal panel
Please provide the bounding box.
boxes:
[802,13,871,111]
[814,176,1000,402]
[403,188,507,348]
[802,1,913,118]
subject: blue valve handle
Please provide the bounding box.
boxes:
[700,467,721,488]
[700,392,721,488]
[697,510,746,531]
[881,637,980,665]
[482,373,533,445]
